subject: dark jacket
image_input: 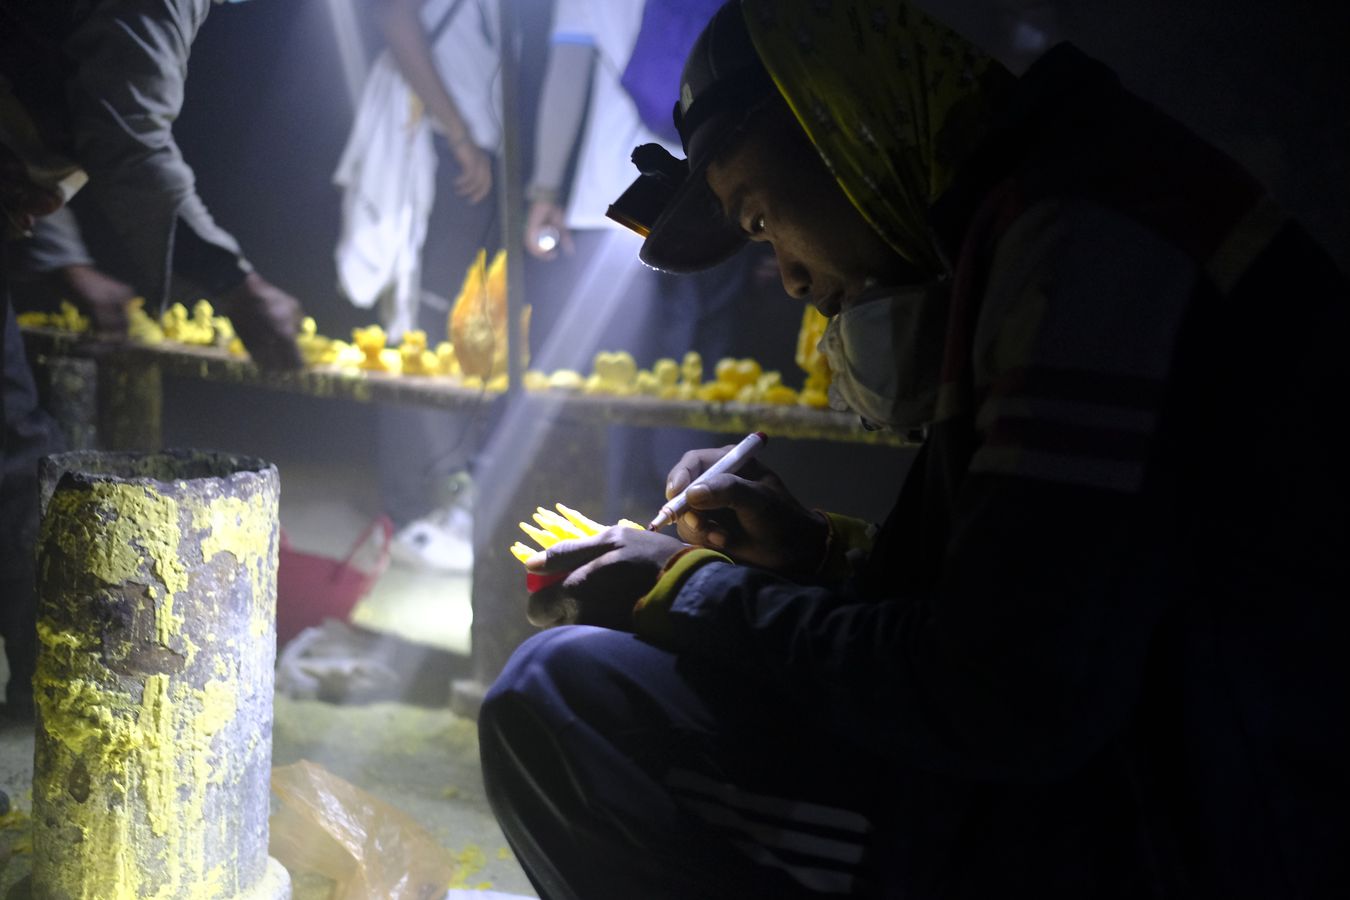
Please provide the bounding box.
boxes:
[645,45,1349,899]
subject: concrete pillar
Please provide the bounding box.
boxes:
[455,401,606,717]
[30,450,290,900]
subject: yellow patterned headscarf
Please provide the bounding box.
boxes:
[742,0,1014,276]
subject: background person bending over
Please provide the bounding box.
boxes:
[479,1,1349,898]
[0,0,303,367]
[0,0,303,716]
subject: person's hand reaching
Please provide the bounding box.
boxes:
[60,265,132,339]
[0,143,62,238]
[665,446,828,580]
[450,139,493,204]
[523,199,573,260]
[523,526,687,630]
[216,272,304,371]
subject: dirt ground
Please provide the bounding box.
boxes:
[0,695,535,898]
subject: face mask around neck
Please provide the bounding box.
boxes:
[818,280,948,432]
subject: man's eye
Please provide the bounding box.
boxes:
[747,214,766,236]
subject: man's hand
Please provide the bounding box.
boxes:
[215,272,304,370]
[667,446,829,580]
[0,144,62,238]
[450,139,493,204]
[523,199,573,260]
[60,265,132,339]
[524,526,687,630]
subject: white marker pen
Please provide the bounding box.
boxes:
[648,431,767,531]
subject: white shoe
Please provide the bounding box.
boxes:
[390,504,473,573]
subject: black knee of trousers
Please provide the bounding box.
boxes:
[479,627,636,900]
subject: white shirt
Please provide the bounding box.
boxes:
[424,0,502,153]
[550,0,680,229]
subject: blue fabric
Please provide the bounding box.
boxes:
[620,0,726,142]
[481,626,899,899]
[550,32,596,46]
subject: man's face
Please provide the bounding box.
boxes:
[705,100,916,317]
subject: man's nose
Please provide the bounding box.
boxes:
[775,250,810,299]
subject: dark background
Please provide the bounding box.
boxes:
[164,0,1349,524]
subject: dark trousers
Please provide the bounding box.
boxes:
[1,284,63,710]
[480,626,902,900]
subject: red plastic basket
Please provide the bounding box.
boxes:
[276,515,394,646]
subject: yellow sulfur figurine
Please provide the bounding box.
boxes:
[296,316,330,365]
[352,324,403,372]
[398,330,440,376]
[714,356,762,390]
[434,341,461,377]
[589,350,638,395]
[511,503,643,564]
[795,304,833,408]
[652,358,680,399]
[548,369,585,391]
[126,298,165,344]
[18,299,92,333]
[450,249,531,380]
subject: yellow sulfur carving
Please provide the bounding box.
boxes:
[512,503,642,564]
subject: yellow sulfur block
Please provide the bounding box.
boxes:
[518,522,560,549]
[555,503,603,534]
[548,369,585,391]
[799,386,830,409]
[592,350,638,394]
[532,508,586,541]
[696,381,738,403]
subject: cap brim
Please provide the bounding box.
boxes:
[638,173,746,273]
[638,113,748,274]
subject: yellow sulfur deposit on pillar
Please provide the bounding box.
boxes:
[32,450,290,900]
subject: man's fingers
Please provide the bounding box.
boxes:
[454,167,491,203]
[238,319,302,370]
[666,445,734,498]
[559,550,619,595]
[683,473,761,515]
[676,509,730,550]
[665,446,774,500]
[524,534,609,574]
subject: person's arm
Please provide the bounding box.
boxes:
[0,142,63,240]
[633,199,1200,782]
[524,38,593,258]
[373,0,491,203]
[59,0,301,368]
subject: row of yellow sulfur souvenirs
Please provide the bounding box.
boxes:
[299,247,516,387]
[15,296,244,353]
[521,321,828,409]
[18,248,836,407]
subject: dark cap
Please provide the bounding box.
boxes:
[605,1,775,273]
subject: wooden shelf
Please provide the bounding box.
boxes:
[22,328,913,446]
